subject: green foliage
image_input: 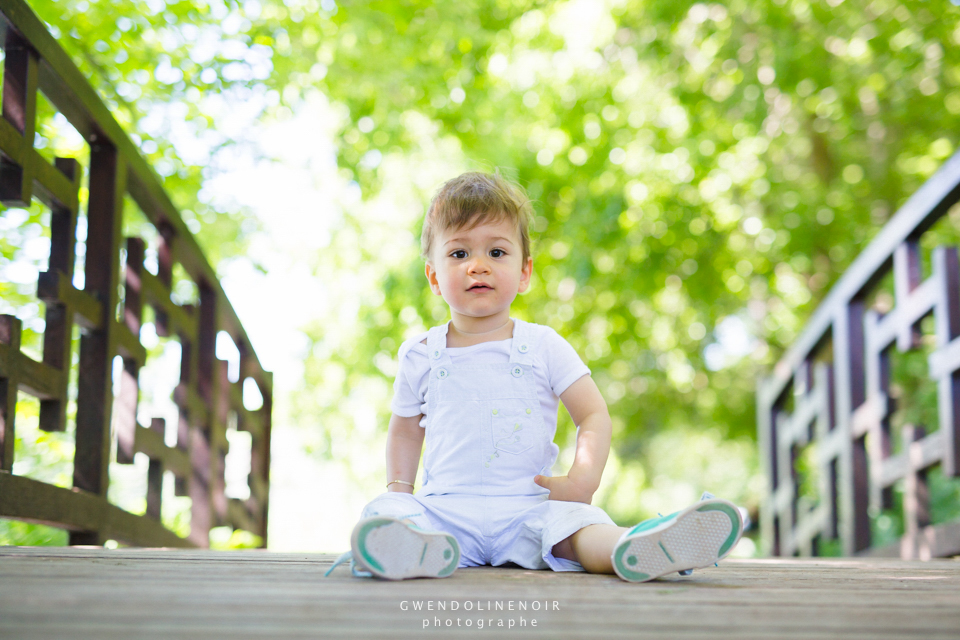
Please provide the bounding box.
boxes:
[28,0,261,267]
[0,519,68,546]
[274,0,960,516]
[209,525,263,549]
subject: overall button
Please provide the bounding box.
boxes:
[432,349,441,359]
[511,366,523,378]
[526,408,532,414]
[436,368,449,379]
[518,343,529,353]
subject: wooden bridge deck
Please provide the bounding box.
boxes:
[1,547,958,639]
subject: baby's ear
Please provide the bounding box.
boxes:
[518,256,534,293]
[425,261,442,295]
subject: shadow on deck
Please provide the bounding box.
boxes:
[1,547,959,638]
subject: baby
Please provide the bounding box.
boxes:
[327,172,743,582]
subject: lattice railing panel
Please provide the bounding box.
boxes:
[759,151,960,559]
[0,0,271,548]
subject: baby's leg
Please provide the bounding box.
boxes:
[570,499,744,582]
[552,525,628,574]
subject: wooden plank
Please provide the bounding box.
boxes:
[35,156,81,433]
[36,269,102,330]
[46,158,80,273]
[134,422,189,479]
[878,431,943,489]
[117,239,145,462]
[928,336,960,380]
[238,407,263,439]
[38,297,69,431]
[145,418,164,520]
[0,26,36,205]
[227,498,258,534]
[0,315,20,471]
[863,521,960,559]
[873,276,938,352]
[30,149,81,212]
[0,98,26,166]
[114,323,146,366]
[173,382,209,431]
[73,141,123,508]
[0,472,192,547]
[0,552,958,639]
[14,348,61,399]
[140,270,197,337]
[932,247,960,478]
[248,469,268,505]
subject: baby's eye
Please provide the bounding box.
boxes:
[490,248,506,258]
[450,250,467,259]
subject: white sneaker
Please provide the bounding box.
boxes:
[612,498,743,582]
[349,516,460,580]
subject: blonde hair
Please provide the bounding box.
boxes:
[421,171,533,262]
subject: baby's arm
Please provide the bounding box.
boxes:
[534,375,611,504]
[385,413,425,493]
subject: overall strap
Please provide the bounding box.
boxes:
[425,322,452,370]
[509,319,537,366]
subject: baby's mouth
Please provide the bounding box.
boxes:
[469,284,493,291]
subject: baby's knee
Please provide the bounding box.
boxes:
[361,491,424,521]
[551,535,577,563]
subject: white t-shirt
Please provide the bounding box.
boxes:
[390,321,591,438]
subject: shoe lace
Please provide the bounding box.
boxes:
[324,551,372,578]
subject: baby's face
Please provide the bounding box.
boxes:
[426,217,532,324]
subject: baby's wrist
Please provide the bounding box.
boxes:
[386,479,415,493]
[567,468,601,495]
[387,485,414,493]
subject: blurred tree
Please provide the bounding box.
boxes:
[271,0,960,519]
[16,0,960,524]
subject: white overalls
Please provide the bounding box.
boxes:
[361,319,615,571]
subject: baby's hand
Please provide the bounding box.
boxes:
[533,474,595,504]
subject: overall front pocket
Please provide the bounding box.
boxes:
[489,400,541,455]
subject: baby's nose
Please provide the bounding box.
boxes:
[468,257,490,273]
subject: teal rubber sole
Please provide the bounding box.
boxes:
[612,499,743,583]
[352,516,460,580]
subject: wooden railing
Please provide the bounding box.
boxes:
[0,0,271,547]
[758,151,960,559]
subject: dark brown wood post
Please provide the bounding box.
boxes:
[189,281,217,547]
[259,373,272,545]
[0,28,37,205]
[834,299,871,555]
[821,363,840,540]
[0,315,22,472]
[174,324,192,497]
[146,417,165,520]
[155,227,174,337]
[863,305,894,513]
[847,298,871,553]
[214,358,229,525]
[38,158,82,433]
[901,425,930,560]
[894,241,923,351]
[72,140,124,545]
[934,247,960,477]
[116,237,144,464]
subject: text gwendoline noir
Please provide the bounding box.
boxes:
[401,600,559,612]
